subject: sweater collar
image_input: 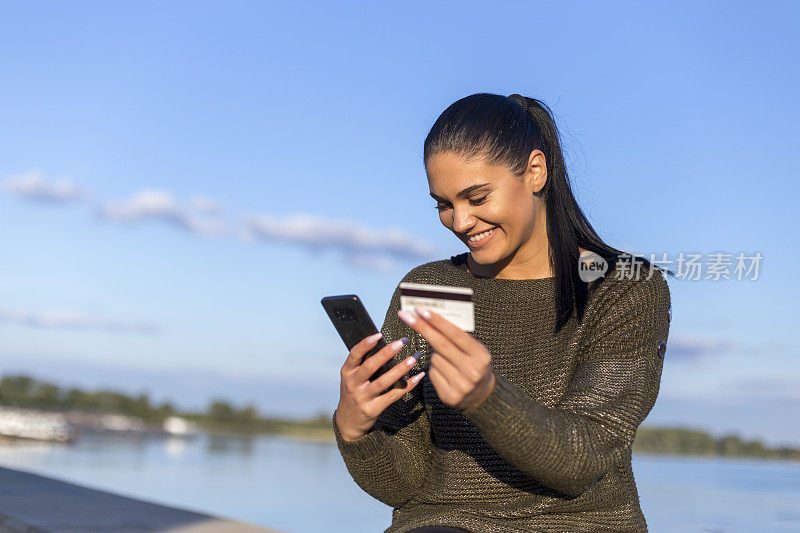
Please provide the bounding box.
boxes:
[441,253,555,302]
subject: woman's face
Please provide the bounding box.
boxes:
[425,150,549,275]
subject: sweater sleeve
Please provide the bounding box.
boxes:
[462,271,671,497]
[331,278,434,508]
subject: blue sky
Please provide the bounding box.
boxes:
[1,1,798,445]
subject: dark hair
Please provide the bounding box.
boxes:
[423,92,676,335]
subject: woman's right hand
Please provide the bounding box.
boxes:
[335,332,425,442]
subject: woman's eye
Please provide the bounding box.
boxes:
[470,195,489,206]
[434,195,489,212]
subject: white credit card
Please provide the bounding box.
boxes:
[399,282,474,332]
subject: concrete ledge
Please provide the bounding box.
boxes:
[0,466,281,533]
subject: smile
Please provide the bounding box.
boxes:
[466,227,497,247]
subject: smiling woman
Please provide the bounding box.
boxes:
[331,93,676,533]
[422,94,676,330]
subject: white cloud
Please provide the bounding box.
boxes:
[0,307,160,335]
[1,170,88,203]
[5,170,434,272]
[190,194,223,214]
[241,213,437,270]
[98,189,227,238]
[666,335,735,359]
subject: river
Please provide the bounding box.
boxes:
[0,433,797,532]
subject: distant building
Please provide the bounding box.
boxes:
[162,415,199,437]
[0,406,74,442]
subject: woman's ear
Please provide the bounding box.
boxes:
[524,149,548,195]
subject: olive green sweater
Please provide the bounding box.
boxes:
[332,252,671,533]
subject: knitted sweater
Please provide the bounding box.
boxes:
[332,252,671,533]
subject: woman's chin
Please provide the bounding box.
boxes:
[469,237,502,258]
[469,246,503,266]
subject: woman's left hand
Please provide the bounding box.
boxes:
[397,306,495,411]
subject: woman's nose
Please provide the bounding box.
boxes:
[452,207,475,234]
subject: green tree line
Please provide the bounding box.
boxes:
[2,373,799,459]
[0,373,326,434]
[634,426,800,461]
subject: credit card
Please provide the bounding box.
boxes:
[399,282,474,332]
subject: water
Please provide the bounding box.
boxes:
[0,433,797,533]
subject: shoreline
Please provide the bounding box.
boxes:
[6,427,799,464]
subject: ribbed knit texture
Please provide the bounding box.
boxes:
[332,252,671,533]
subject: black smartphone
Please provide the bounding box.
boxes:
[321,294,407,390]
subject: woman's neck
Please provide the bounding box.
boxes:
[465,247,587,280]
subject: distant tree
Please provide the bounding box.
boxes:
[37,383,61,405]
[208,400,235,421]
[236,404,259,425]
[0,375,36,404]
[129,392,152,419]
[717,434,745,456]
[156,401,177,419]
[65,387,88,408]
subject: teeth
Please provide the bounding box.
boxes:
[467,227,496,242]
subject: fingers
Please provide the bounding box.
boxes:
[429,350,467,389]
[397,308,464,365]
[368,350,421,395]
[342,332,384,372]
[428,354,453,390]
[413,306,478,354]
[373,371,425,411]
[353,336,410,383]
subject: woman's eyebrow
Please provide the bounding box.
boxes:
[429,183,491,201]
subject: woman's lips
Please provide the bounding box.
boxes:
[466,226,497,248]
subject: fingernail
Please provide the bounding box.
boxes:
[391,336,410,350]
[366,332,383,345]
[410,371,425,383]
[415,306,431,319]
[405,351,421,366]
[397,309,416,325]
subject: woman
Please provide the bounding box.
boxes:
[332,93,674,533]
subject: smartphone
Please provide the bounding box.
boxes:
[321,294,407,390]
